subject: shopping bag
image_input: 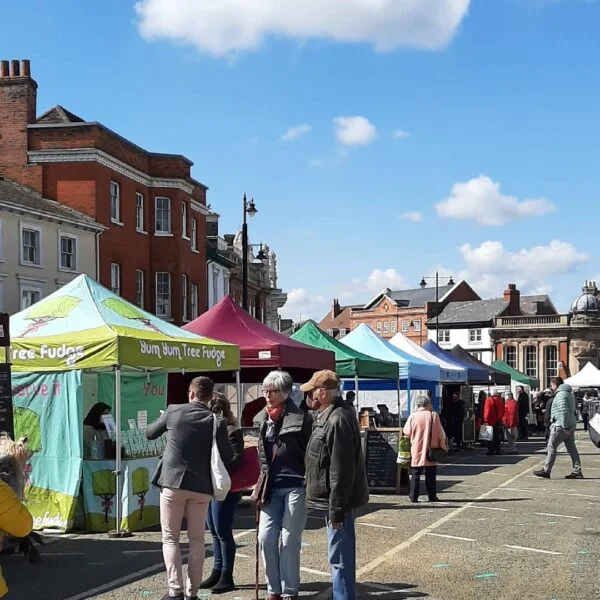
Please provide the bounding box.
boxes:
[230,447,261,492]
[211,415,232,501]
[589,414,600,449]
[397,435,411,467]
[478,424,493,442]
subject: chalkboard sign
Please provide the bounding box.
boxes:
[0,363,13,439]
[365,429,400,490]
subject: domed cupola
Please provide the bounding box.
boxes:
[570,281,600,315]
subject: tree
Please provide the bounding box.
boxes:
[92,469,116,524]
[22,296,81,336]
[102,298,162,333]
[132,467,149,520]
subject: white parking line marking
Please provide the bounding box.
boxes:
[503,487,544,493]
[301,567,331,577]
[469,506,509,512]
[532,512,582,520]
[426,533,476,542]
[357,522,397,530]
[122,550,162,554]
[504,545,562,555]
[354,456,545,580]
[557,492,600,499]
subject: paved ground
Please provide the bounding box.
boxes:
[4,428,600,600]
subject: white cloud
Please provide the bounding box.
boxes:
[135,0,471,58]
[392,129,411,139]
[453,239,588,298]
[436,174,556,226]
[281,123,312,142]
[333,116,377,146]
[399,211,423,223]
[280,288,328,321]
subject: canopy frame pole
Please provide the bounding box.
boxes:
[235,370,242,428]
[407,376,412,416]
[397,378,401,418]
[354,375,359,415]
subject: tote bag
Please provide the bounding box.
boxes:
[211,415,232,501]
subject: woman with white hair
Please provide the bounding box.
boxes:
[402,394,448,503]
[252,371,313,600]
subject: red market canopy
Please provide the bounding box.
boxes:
[183,296,335,380]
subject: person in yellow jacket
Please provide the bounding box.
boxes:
[0,479,33,598]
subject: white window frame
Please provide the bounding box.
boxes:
[20,285,42,309]
[190,218,198,252]
[223,273,229,296]
[19,222,43,267]
[181,201,189,239]
[182,274,189,321]
[191,283,199,319]
[504,345,517,369]
[57,231,79,273]
[383,321,390,333]
[155,272,171,318]
[469,328,482,343]
[135,193,146,233]
[376,321,382,332]
[110,181,122,224]
[440,330,451,343]
[413,319,422,332]
[524,345,537,378]
[390,320,397,333]
[155,197,172,235]
[401,320,410,333]
[212,265,219,305]
[110,263,121,296]
[136,269,145,308]
[545,345,558,388]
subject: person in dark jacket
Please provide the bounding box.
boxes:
[449,392,466,452]
[147,376,233,600]
[302,370,369,600]
[253,370,312,600]
[200,393,244,594]
[516,386,530,439]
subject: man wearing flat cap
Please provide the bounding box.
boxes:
[301,370,368,600]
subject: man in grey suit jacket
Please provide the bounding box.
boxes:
[147,376,233,600]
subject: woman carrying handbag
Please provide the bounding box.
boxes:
[402,393,448,503]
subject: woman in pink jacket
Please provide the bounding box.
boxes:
[403,394,448,503]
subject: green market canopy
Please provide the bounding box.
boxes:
[491,360,539,388]
[291,321,399,380]
[3,274,240,372]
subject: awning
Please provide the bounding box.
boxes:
[491,360,539,388]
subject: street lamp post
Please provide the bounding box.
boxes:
[420,272,455,345]
[242,193,257,311]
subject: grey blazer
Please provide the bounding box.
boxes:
[146,402,233,494]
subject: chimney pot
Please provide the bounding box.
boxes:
[20,60,30,77]
[9,60,20,77]
[0,61,9,77]
[503,283,521,316]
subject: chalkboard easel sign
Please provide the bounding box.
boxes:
[364,428,402,493]
[0,363,13,439]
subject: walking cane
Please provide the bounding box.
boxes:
[255,504,260,600]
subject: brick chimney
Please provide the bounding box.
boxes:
[332,298,341,319]
[0,59,42,191]
[503,283,521,316]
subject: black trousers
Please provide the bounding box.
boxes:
[410,466,437,500]
[583,414,589,431]
[488,423,503,455]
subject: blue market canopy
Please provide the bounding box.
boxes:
[423,340,490,384]
[449,345,511,386]
[340,324,440,382]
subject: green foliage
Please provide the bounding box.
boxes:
[26,296,81,320]
[14,407,42,453]
[132,467,149,496]
[103,298,145,320]
[92,469,116,496]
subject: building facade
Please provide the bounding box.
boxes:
[348,281,480,345]
[0,59,209,325]
[318,299,360,339]
[0,178,103,313]
[206,212,234,309]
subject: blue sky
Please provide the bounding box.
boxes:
[3,0,600,320]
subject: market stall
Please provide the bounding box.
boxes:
[5,275,239,534]
[180,296,335,421]
[290,320,399,412]
[565,361,600,388]
[491,360,539,389]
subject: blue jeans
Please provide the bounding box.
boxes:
[206,491,242,572]
[258,487,307,596]
[325,511,357,600]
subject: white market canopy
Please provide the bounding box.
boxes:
[564,362,600,388]
[389,332,466,383]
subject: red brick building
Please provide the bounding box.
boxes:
[0,59,208,324]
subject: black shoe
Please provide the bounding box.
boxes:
[533,469,550,479]
[199,569,222,589]
[212,572,235,594]
[565,472,584,479]
[409,497,419,503]
[162,594,184,600]
[429,496,441,502]
[186,596,198,600]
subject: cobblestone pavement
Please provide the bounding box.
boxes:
[4,429,600,600]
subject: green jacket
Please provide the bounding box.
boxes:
[550,384,577,430]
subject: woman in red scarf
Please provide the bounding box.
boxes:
[252,371,313,600]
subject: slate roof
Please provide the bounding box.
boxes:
[0,178,103,230]
[36,105,86,124]
[430,294,555,326]
[357,284,455,311]
[319,305,361,333]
